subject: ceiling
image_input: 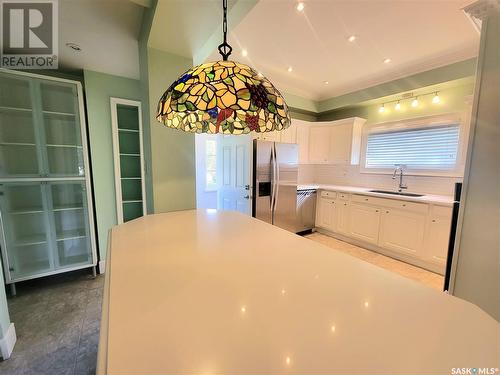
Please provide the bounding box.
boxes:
[150,1,224,58]
[206,0,480,101]
[58,0,144,79]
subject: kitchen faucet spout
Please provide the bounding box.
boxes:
[392,164,408,192]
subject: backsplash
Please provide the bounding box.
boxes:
[298,164,462,196]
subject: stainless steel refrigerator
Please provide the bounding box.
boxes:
[252,140,298,232]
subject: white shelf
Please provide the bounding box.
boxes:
[14,234,47,246]
[118,128,139,133]
[121,177,141,180]
[52,205,83,212]
[56,229,87,242]
[0,142,36,146]
[43,110,76,117]
[46,144,82,148]
[10,208,44,215]
[0,106,32,113]
[123,200,143,204]
[120,153,140,157]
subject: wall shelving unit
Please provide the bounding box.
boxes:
[0,69,97,295]
[110,98,146,224]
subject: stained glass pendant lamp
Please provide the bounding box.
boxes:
[156,0,290,134]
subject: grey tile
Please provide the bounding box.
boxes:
[0,269,104,375]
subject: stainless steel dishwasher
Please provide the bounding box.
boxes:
[296,188,317,233]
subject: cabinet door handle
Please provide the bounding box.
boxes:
[432,219,436,222]
[375,210,379,213]
[402,204,406,207]
[386,210,389,213]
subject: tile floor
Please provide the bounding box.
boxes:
[0,269,104,375]
[305,232,444,290]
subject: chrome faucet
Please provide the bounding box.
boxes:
[392,164,408,192]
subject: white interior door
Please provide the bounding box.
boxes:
[217,135,252,215]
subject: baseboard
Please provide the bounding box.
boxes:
[0,323,16,360]
[315,228,444,275]
[98,260,106,274]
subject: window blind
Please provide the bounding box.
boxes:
[365,124,460,170]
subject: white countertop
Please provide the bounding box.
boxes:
[98,210,498,374]
[298,184,454,206]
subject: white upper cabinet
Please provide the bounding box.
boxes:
[295,120,310,164]
[252,122,297,143]
[292,117,366,165]
[308,125,332,163]
[279,122,297,144]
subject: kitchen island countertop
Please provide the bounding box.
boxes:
[98,210,498,374]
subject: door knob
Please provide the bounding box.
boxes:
[244,184,250,190]
[244,195,250,199]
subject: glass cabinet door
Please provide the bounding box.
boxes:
[0,182,53,279]
[0,73,42,178]
[49,181,92,268]
[40,81,84,177]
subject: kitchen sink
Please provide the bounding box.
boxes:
[369,190,425,197]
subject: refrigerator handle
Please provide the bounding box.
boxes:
[274,144,280,213]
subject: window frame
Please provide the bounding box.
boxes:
[359,113,469,177]
[205,138,218,191]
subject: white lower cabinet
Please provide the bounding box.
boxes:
[378,208,426,256]
[316,197,336,232]
[336,200,350,235]
[315,190,451,274]
[424,206,452,267]
[349,203,381,245]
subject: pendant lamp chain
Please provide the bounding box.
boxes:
[218,0,232,61]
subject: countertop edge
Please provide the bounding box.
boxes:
[299,184,454,206]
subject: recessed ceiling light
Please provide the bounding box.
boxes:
[287,66,293,73]
[324,81,329,85]
[383,58,391,64]
[66,42,81,52]
[348,35,356,42]
[296,2,305,12]
[241,49,248,57]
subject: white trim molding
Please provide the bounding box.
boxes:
[99,260,106,274]
[0,323,16,360]
[464,0,500,21]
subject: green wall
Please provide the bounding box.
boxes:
[318,80,475,123]
[317,58,476,113]
[147,48,196,212]
[83,70,143,261]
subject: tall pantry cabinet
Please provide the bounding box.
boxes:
[0,69,97,294]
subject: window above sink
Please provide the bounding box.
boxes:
[359,113,469,177]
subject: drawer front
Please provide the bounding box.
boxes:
[352,194,428,214]
[382,200,428,214]
[431,205,453,218]
[337,192,349,200]
[320,190,337,198]
[351,194,383,206]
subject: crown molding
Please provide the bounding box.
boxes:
[463,0,500,21]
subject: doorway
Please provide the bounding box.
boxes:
[195,134,252,215]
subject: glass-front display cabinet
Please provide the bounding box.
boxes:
[0,70,97,294]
